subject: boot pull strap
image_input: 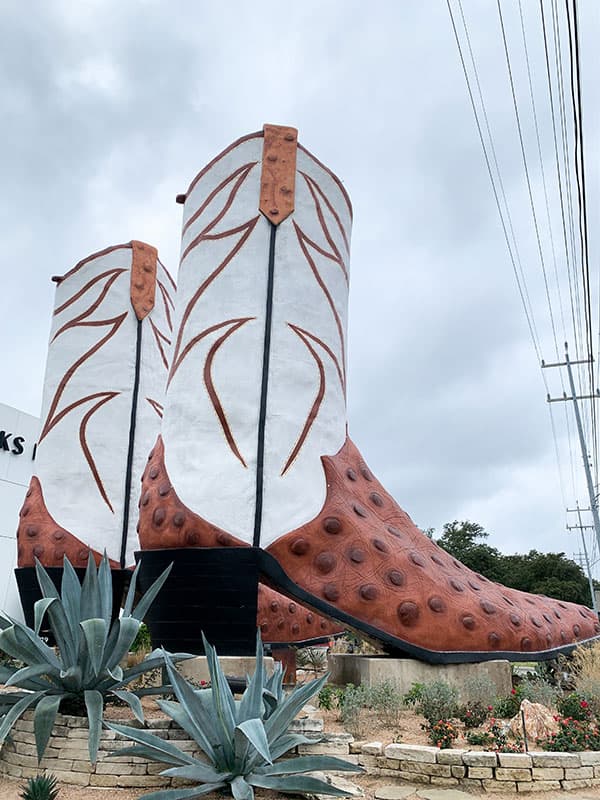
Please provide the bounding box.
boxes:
[130,240,158,320]
[259,123,298,225]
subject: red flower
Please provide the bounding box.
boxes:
[511,688,517,695]
[581,700,589,708]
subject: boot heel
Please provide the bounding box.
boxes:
[134,547,259,655]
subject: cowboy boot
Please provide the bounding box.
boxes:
[139,124,600,663]
[15,241,175,624]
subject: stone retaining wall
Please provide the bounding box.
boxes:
[352,741,600,793]
[4,710,600,792]
[0,711,200,788]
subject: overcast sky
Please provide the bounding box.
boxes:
[2,0,599,565]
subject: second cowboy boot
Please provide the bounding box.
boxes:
[15,241,175,624]
[139,124,600,663]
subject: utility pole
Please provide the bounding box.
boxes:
[543,343,600,564]
[566,503,598,613]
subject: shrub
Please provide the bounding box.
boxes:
[0,554,188,763]
[403,682,425,707]
[427,719,459,749]
[457,700,489,730]
[540,716,600,752]
[486,719,524,753]
[492,689,521,719]
[556,692,592,722]
[370,681,403,727]
[466,730,493,747]
[20,774,59,800]
[107,632,362,799]
[415,681,459,726]
[318,684,340,712]
[461,674,497,706]
[518,677,558,709]
[131,623,152,655]
[296,647,328,672]
[338,683,371,738]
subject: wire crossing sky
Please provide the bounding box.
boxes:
[1,0,599,566]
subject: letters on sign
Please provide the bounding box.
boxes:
[0,431,26,455]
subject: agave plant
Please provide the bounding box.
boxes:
[107,632,362,800]
[20,773,60,800]
[0,554,189,763]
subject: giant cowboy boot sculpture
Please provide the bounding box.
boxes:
[139,124,600,663]
[15,241,175,625]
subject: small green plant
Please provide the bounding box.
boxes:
[296,647,327,672]
[338,683,371,738]
[466,730,493,747]
[492,688,521,719]
[461,674,497,706]
[0,554,189,763]
[457,700,489,730]
[403,682,425,707]
[131,623,152,654]
[485,719,524,753]
[370,681,403,727]
[427,719,459,749]
[556,692,592,722]
[107,632,362,799]
[20,773,59,800]
[414,680,459,726]
[539,716,600,752]
[318,683,342,712]
[518,677,558,709]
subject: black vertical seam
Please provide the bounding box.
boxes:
[120,318,142,568]
[253,222,277,547]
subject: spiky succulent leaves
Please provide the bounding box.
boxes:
[109,633,360,800]
[0,553,180,763]
[33,695,62,762]
[19,773,60,800]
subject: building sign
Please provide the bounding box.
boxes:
[0,431,27,456]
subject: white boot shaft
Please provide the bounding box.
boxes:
[33,242,174,566]
[163,127,352,547]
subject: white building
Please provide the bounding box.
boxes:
[0,402,40,618]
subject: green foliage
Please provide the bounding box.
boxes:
[426,719,459,749]
[337,684,371,737]
[0,554,188,764]
[540,716,600,751]
[461,674,497,706]
[20,774,59,800]
[485,719,524,753]
[296,647,327,671]
[370,681,404,727]
[517,677,558,709]
[107,632,362,800]
[318,684,343,712]
[413,681,459,726]
[402,682,425,707]
[466,729,493,747]
[434,520,592,605]
[556,693,593,722]
[457,700,490,729]
[131,623,152,654]
[492,690,521,719]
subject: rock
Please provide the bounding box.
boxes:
[509,699,558,742]
[374,787,416,800]
[309,772,364,799]
[417,789,474,800]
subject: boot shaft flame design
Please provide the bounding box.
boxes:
[140,124,600,662]
[163,126,351,548]
[18,242,175,569]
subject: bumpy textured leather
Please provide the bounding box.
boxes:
[138,436,344,644]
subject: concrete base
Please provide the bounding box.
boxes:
[327,655,512,701]
[177,655,274,685]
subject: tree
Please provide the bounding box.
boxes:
[433,520,593,607]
